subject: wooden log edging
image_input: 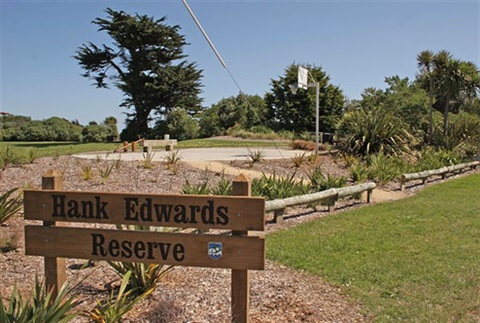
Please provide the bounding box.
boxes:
[400,160,480,191]
[265,182,376,223]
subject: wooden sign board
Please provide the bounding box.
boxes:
[25,226,265,270]
[24,190,265,231]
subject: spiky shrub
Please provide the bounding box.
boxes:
[0,188,22,225]
[80,165,94,181]
[336,106,414,157]
[431,113,480,157]
[108,261,173,296]
[164,151,181,167]
[182,178,211,195]
[365,152,406,184]
[413,147,463,171]
[0,278,80,322]
[349,163,370,183]
[84,271,153,323]
[0,145,23,169]
[247,148,264,164]
[307,166,347,192]
[211,173,232,196]
[25,148,38,164]
[97,163,115,185]
[252,172,309,200]
[291,152,308,168]
[142,152,156,169]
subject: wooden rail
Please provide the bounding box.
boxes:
[400,161,479,191]
[265,182,376,223]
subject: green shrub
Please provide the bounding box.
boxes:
[0,278,80,323]
[349,163,370,183]
[0,145,23,169]
[182,178,211,195]
[307,166,347,192]
[84,271,152,323]
[366,152,406,184]
[0,188,22,225]
[247,148,264,164]
[252,172,309,200]
[336,106,414,156]
[291,152,309,168]
[211,173,232,196]
[108,261,172,296]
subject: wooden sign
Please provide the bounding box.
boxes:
[24,190,265,231]
[25,226,264,270]
[25,172,264,323]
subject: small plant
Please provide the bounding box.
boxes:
[108,261,173,296]
[95,154,102,163]
[25,148,38,164]
[252,172,308,200]
[0,188,22,225]
[80,165,94,181]
[0,278,80,322]
[349,163,370,183]
[84,271,153,323]
[164,151,181,169]
[113,156,122,170]
[291,152,308,168]
[182,178,211,195]
[98,163,115,185]
[366,152,405,184]
[0,231,20,253]
[290,140,315,151]
[307,166,347,192]
[142,152,156,169]
[247,148,264,165]
[211,173,232,196]
[0,145,22,169]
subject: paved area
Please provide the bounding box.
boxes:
[73,147,311,162]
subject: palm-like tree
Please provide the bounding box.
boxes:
[418,50,479,137]
[417,50,435,143]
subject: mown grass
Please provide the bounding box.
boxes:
[267,174,480,322]
[0,141,119,158]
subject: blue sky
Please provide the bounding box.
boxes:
[1,0,479,130]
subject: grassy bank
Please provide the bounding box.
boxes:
[267,174,480,321]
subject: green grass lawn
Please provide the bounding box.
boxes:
[267,174,480,322]
[0,141,120,158]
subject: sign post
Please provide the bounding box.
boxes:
[24,171,265,322]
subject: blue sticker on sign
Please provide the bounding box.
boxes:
[208,242,223,260]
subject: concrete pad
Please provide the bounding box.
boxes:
[73,147,311,162]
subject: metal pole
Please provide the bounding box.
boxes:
[315,82,319,155]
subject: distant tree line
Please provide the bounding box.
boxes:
[0,116,119,143]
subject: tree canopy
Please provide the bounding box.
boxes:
[75,8,203,140]
[416,50,480,136]
[265,64,344,133]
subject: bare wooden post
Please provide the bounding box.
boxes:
[328,198,336,212]
[132,141,136,152]
[400,175,406,191]
[123,141,128,153]
[41,170,66,298]
[366,189,373,203]
[232,174,251,323]
[273,209,284,224]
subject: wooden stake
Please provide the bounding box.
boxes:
[41,170,66,298]
[232,174,251,323]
